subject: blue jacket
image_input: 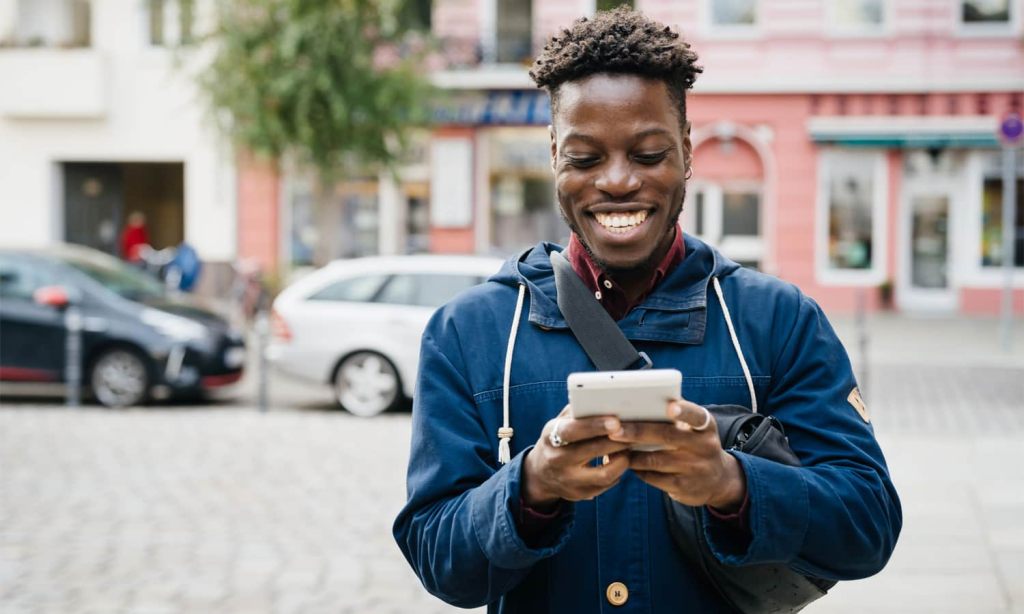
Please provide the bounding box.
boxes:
[394,235,901,613]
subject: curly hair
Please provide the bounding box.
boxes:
[529,7,702,125]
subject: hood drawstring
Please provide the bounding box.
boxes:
[711,277,757,413]
[497,277,754,463]
[498,283,527,464]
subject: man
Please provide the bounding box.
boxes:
[394,8,901,613]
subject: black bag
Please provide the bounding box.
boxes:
[550,251,835,614]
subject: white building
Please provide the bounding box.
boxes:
[0,0,238,286]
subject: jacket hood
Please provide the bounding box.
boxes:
[488,232,742,332]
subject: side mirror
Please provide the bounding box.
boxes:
[33,286,72,309]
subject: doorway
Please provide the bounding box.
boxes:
[63,162,185,257]
[898,152,961,312]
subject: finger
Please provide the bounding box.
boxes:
[569,452,630,498]
[553,437,633,466]
[628,450,691,474]
[668,399,715,433]
[608,421,688,446]
[632,469,680,494]
[554,413,623,445]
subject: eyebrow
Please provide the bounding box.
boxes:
[561,127,675,145]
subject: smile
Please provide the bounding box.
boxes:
[593,210,649,234]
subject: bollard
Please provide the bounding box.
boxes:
[255,309,270,413]
[855,288,869,405]
[65,305,83,407]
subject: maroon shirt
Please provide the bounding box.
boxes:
[517,227,750,544]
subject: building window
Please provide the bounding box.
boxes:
[980,154,1024,268]
[399,0,431,31]
[962,0,1010,24]
[597,0,634,11]
[495,0,531,64]
[709,0,757,27]
[686,183,763,269]
[12,0,91,48]
[149,0,195,46]
[828,0,885,33]
[959,0,1015,34]
[816,150,887,284]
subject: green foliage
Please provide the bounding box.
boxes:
[200,0,435,177]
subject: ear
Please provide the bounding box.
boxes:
[682,120,693,168]
[549,124,558,173]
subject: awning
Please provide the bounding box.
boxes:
[808,116,1001,148]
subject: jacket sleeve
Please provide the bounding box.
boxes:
[702,289,902,581]
[392,316,574,608]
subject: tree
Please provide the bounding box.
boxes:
[199,0,435,263]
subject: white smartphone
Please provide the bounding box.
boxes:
[568,368,682,422]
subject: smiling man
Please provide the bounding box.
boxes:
[394,8,901,613]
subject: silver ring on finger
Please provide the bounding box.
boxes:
[548,418,569,448]
[691,406,712,432]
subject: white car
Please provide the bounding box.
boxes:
[267,255,504,416]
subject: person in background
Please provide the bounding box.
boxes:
[119,211,149,263]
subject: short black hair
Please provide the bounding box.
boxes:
[529,7,702,125]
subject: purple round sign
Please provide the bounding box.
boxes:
[1001,112,1023,144]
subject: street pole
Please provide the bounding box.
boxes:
[1000,144,1017,352]
[256,309,269,413]
[65,305,82,408]
[855,287,869,404]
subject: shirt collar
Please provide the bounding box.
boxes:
[565,226,686,320]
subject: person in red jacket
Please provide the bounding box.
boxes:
[119,212,149,262]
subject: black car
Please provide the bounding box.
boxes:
[0,244,245,407]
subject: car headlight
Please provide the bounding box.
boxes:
[142,309,209,342]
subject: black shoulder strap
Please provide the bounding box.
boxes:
[550,250,651,371]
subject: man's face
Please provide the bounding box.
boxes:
[550,73,691,272]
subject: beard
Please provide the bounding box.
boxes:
[559,185,686,275]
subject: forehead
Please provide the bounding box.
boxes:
[552,73,680,135]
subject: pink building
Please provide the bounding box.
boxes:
[417,0,1024,315]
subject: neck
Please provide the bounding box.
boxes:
[603,226,677,300]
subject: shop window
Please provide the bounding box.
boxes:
[980,155,1024,268]
[686,183,762,269]
[149,0,195,46]
[816,150,887,284]
[828,0,885,33]
[13,0,91,47]
[495,0,532,63]
[399,0,431,31]
[491,176,561,253]
[708,0,757,28]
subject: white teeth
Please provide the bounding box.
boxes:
[595,210,648,233]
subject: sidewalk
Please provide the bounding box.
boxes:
[829,312,1024,369]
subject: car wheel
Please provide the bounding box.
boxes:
[90,348,150,408]
[333,351,401,417]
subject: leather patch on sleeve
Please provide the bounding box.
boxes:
[848,387,869,423]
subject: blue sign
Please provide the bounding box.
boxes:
[1000,112,1023,145]
[434,90,552,126]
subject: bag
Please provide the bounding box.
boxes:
[663,404,835,614]
[549,251,835,614]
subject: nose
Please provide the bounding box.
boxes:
[594,155,641,199]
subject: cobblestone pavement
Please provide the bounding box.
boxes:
[2,361,1022,614]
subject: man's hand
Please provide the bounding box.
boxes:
[609,400,747,511]
[522,406,632,508]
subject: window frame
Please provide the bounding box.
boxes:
[684,180,765,268]
[702,0,761,39]
[959,150,1024,288]
[815,149,889,286]
[825,0,890,38]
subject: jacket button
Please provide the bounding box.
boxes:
[606,581,628,606]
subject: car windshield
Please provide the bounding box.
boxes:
[55,250,166,301]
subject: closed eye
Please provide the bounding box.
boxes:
[633,150,670,165]
[564,155,600,168]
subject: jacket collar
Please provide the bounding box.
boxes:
[503,234,726,345]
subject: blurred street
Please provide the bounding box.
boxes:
[1,314,1022,614]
